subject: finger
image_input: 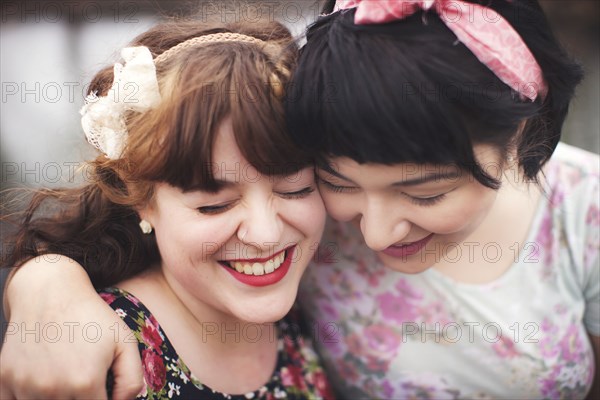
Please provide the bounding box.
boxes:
[68,376,108,400]
[1,359,20,399]
[110,340,144,400]
[0,375,17,400]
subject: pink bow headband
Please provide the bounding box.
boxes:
[335,0,548,101]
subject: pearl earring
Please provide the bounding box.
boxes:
[139,220,153,234]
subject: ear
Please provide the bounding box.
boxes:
[136,207,152,225]
[136,204,155,235]
[135,198,156,226]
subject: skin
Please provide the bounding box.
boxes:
[317,145,507,277]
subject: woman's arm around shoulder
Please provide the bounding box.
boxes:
[0,255,143,400]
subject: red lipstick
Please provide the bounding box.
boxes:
[222,246,295,287]
[226,248,286,263]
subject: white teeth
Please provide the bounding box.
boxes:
[252,263,264,276]
[233,262,244,273]
[226,251,287,276]
[264,259,275,274]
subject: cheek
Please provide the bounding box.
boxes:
[321,192,359,222]
[418,188,497,234]
[153,211,236,264]
[284,195,327,238]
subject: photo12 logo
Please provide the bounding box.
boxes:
[2,1,139,24]
[401,321,540,344]
[2,321,137,344]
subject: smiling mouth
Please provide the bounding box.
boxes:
[220,248,289,276]
[381,234,434,258]
[391,234,435,248]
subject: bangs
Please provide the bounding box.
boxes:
[286,9,535,180]
[300,58,476,166]
[129,41,310,192]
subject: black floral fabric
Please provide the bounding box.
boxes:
[100,287,335,400]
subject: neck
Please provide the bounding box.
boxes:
[165,267,278,347]
[118,266,280,394]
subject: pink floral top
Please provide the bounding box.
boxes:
[298,143,599,399]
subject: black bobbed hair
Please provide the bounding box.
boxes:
[286,0,583,189]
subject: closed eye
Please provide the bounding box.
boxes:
[197,202,236,215]
[405,193,447,206]
[277,186,315,199]
[317,176,358,194]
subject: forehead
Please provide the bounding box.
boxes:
[318,145,502,186]
[321,157,460,183]
[212,118,245,163]
[210,118,251,182]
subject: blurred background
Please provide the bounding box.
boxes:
[1,1,599,335]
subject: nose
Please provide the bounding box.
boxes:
[359,200,411,251]
[237,198,284,250]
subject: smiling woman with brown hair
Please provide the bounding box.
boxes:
[1,18,333,400]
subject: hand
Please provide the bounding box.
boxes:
[0,256,143,399]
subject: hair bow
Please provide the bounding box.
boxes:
[80,46,162,159]
[335,0,547,101]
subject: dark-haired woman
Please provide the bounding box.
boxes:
[2,0,599,399]
[290,1,599,398]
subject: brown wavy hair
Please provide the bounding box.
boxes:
[1,18,309,289]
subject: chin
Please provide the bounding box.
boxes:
[377,254,434,274]
[233,294,297,324]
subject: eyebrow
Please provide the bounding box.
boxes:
[317,162,461,187]
[390,172,461,187]
[182,179,236,194]
[317,162,355,183]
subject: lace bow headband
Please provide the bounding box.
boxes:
[80,33,270,159]
[334,0,548,102]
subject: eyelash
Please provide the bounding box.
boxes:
[317,177,358,194]
[277,186,315,199]
[406,194,446,207]
[197,202,236,215]
[318,177,447,206]
[197,187,315,215]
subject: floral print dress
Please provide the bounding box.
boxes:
[298,143,600,399]
[100,287,334,400]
